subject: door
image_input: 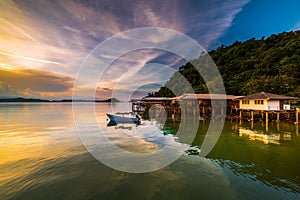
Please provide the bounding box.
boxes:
[279,100,283,110]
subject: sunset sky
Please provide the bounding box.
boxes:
[0,0,299,100]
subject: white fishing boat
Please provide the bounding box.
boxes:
[106,113,141,124]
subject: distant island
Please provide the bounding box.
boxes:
[0,97,120,103]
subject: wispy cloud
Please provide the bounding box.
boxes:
[291,21,300,31]
[0,0,250,99]
[0,51,62,65]
[182,0,250,48]
[133,1,184,31]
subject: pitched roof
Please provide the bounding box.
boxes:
[142,97,171,101]
[180,93,243,100]
[237,92,299,100]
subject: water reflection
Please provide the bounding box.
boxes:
[0,103,300,199]
[203,120,300,195]
[239,127,288,145]
[237,120,294,145]
[158,118,300,195]
[0,103,85,199]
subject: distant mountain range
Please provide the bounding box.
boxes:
[0,97,120,102]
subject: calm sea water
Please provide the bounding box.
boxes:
[0,102,300,199]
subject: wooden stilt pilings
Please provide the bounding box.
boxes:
[295,110,300,124]
[131,100,300,124]
[250,111,254,121]
[276,112,280,122]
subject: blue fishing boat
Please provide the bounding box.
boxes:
[106,113,141,124]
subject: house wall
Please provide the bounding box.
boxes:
[239,99,268,110]
[283,104,290,110]
[266,100,280,110]
[239,99,291,110]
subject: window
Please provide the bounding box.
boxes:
[254,100,264,104]
[242,100,249,104]
[283,100,289,104]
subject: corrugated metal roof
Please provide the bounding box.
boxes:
[142,97,171,101]
[180,93,243,100]
[236,92,299,100]
[131,96,181,102]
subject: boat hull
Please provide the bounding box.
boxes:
[106,114,140,124]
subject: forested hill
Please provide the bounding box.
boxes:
[150,30,300,97]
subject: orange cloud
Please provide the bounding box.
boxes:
[0,68,73,98]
